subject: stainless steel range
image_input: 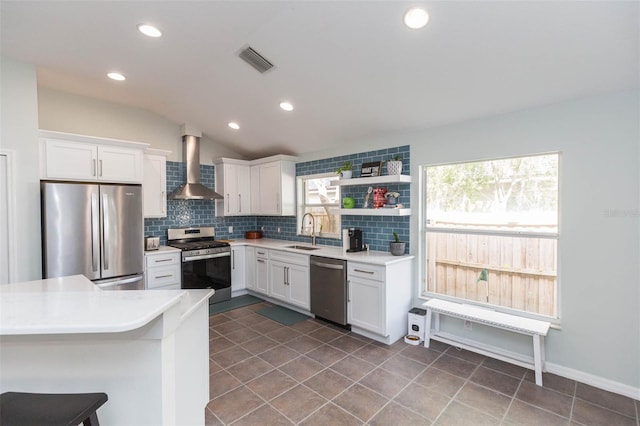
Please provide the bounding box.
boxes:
[167,227,231,304]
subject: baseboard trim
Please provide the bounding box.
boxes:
[545,362,640,401]
[430,332,640,401]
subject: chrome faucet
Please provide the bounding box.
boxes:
[301,212,317,245]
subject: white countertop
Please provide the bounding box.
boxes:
[0,275,213,336]
[145,245,181,255]
[229,238,414,265]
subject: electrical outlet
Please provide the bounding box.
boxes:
[277,227,281,233]
[261,226,265,231]
[228,226,233,233]
[464,320,473,331]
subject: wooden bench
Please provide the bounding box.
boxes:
[423,299,551,386]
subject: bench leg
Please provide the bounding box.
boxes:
[533,334,543,386]
[423,308,432,348]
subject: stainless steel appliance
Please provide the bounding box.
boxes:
[41,181,144,290]
[167,227,231,304]
[310,256,348,326]
[168,129,223,200]
[346,228,365,252]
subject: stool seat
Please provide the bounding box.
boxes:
[0,392,108,426]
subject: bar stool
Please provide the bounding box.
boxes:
[0,391,108,426]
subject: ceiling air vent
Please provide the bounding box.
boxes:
[238,46,274,74]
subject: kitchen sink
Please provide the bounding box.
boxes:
[285,245,321,251]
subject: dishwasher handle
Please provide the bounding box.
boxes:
[310,260,344,270]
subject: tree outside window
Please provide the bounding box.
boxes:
[297,173,341,238]
[423,153,559,318]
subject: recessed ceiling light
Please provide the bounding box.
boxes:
[107,72,126,81]
[279,101,294,111]
[228,122,240,130]
[137,24,162,38]
[403,7,429,29]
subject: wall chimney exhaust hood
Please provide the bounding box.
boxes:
[169,126,223,200]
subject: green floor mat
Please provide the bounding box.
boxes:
[256,305,311,326]
[209,294,263,315]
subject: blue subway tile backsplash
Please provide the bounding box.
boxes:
[144,144,410,253]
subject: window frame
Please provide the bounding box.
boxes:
[419,152,561,323]
[296,172,341,239]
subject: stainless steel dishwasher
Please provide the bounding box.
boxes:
[310,256,348,325]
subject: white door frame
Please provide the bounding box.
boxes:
[0,149,17,283]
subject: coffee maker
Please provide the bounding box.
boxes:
[346,228,365,252]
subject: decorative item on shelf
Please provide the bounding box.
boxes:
[389,231,406,256]
[386,155,403,176]
[373,187,387,208]
[335,161,353,179]
[360,161,382,177]
[384,191,400,206]
[363,186,373,208]
[342,197,355,208]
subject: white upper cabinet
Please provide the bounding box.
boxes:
[250,158,296,216]
[143,150,170,218]
[215,159,252,216]
[215,155,297,217]
[40,131,147,183]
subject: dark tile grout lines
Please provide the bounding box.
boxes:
[206,302,640,426]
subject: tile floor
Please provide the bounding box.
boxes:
[206,301,639,425]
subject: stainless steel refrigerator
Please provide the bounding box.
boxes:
[41,181,144,290]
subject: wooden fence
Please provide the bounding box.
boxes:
[426,233,557,317]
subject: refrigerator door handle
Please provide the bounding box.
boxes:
[91,193,100,272]
[102,193,109,271]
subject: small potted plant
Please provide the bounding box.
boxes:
[386,155,403,176]
[335,161,353,179]
[389,231,406,256]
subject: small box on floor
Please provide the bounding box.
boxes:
[405,308,427,345]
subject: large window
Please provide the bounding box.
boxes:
[422,153,559,318]
[297,173,341,238]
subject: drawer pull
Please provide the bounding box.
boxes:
[155,258,173,263]
[155,274,173,279]
[354,269,375,274]
[257,259,265,263]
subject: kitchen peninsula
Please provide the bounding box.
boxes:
[0,275,212,425]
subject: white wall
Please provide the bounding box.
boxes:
[307,90,640,393]
[411,90,639,392]
[0,57,41,281]
[37,87,246,163]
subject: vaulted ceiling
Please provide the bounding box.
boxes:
[2,1,638,158]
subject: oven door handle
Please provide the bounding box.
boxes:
[183,252,231,262]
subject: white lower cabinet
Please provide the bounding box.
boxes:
[245,246,256,291]
[268,250,310,310]
[145,247,181,290]
[348,272,385,335]
[231,246,246,295]
[254,249,269,295]
[347,260,412,344]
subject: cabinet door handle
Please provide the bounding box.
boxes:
[227,193,230,213]
[92,159,97,177]
[347,279,350,302]
[232,250,235,269]
[238,194,242,213]
[99,159,103,177]
[354,269,374,274]
[286,266,290,285]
